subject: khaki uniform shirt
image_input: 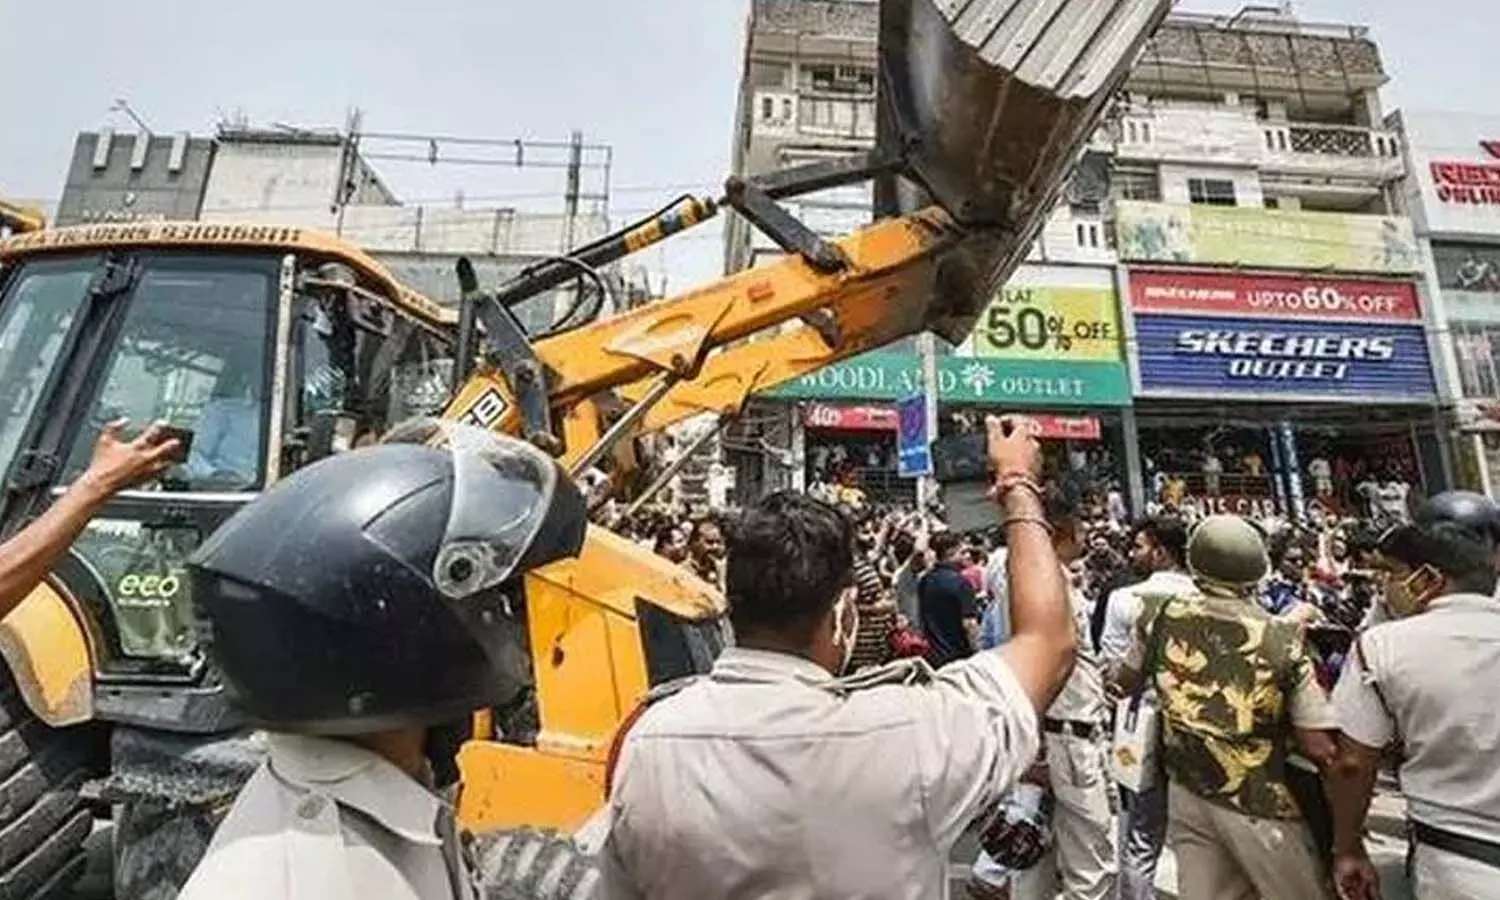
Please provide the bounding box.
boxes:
[595,646,1041,900]
[178,733,476,900]
[1333,592,1500,841]
[1048,584,1106,725]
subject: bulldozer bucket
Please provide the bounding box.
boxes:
[877,0,1172,342]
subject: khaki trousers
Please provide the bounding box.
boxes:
[1167,781,1332,900]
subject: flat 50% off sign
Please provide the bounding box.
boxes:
[974,286,1121,361]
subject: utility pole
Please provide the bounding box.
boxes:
[561,130,585,323]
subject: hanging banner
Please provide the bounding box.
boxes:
[802,403,898,431]
[973,284,1123,361]
[1115,201,1420,274]
[896,395,932,478]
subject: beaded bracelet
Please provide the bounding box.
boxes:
[1002,514,1054,534]
[994,473,1046,503]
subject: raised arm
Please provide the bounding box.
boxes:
[0,420,180,621]
[989,415,1075,713]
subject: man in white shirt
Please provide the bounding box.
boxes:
[1098,516,1193,900]
[1328,492,1500,900]
[971,503,1117,900]
[596,417,1078,900]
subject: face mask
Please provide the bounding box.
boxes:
[1385,566,1438,618]
[832,591,860,675]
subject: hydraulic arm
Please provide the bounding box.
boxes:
[443,0,1175,483]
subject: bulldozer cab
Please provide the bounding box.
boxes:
[0,223,731,837]
[0,227,459,724]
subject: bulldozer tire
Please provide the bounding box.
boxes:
[472,827,598,900]
[0,669,104,900]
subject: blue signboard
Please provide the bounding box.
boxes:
[1135,314,1437,400]
[896,395,931,478]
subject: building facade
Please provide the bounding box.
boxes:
[51,126,615,334]
[728,2,1447,519]
[725,0,1126,506]
[1394,110,1500,497]
[52,130,217,226]
[1115,8,1445,521]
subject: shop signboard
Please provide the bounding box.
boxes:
[1185,494,1281,520]
[1115,200,1420,275]
[802,403,898,431]
[1028,415,1102,441]
[1396,110,1500,238]
[768,352,1132,407]
[973,284,1123,361]
[896,395,931,478]
[1134,315,1437,401]
[1130,270,1421,323]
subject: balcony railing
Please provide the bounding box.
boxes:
[1263,122,1402,161]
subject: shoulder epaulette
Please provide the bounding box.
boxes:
[825,657,936,695]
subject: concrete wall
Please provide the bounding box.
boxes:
[199,141,346,220]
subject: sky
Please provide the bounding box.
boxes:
[0,0,1492,290]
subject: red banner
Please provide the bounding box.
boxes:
[1130,270,1420,322]
[1028,415,1102,441]
[803,403,898,431]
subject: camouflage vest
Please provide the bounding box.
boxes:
[1140,592,1305,820]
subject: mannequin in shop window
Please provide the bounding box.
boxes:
[1308,451,1334,499]
[1202,444,1223,496]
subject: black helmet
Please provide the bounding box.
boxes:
[1413,491,1500,542]
[1379,490,1500,572]
[188,421,587,735]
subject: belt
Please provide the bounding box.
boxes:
[1042,718,1100,741]
[1411,820,1500,870]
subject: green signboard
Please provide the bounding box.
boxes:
[768,352,1132,407]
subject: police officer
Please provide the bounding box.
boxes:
[176,421,588,900]
[1115,515,1338,900]
[1327,491,1500,900]
[594,415,1078,900]
[969,495,1118,900]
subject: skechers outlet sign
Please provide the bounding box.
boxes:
[1135,317,1436,400]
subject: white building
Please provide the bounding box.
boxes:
[1393,109,1500,496]
[724,2,1448,517]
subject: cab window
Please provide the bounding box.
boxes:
[0,259,96,478]
[61,258,276,492]
[291,292,453,464]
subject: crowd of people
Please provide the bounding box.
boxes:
[597,423,1491,900]
[8,413,1490,900]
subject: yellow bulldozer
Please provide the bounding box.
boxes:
[0,0,1168,896]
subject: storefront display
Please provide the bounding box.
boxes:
[1128,268,1441,518]
[1130,270,1437,402]
[765,264,1134,506]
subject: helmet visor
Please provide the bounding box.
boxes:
[382,419,571,599]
